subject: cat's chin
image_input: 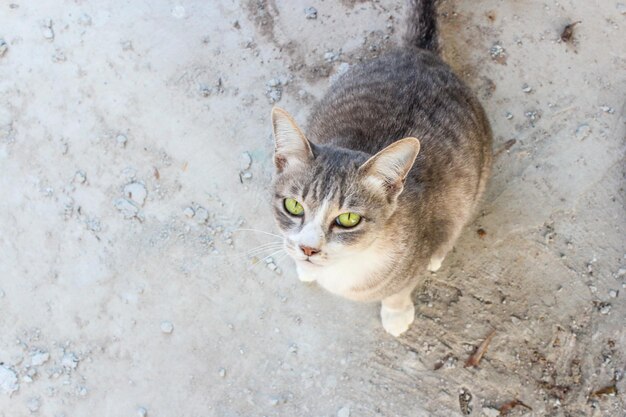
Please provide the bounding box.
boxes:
[296,258,324,267]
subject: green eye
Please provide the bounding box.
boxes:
[284,198,304,216]
[336,212,361,228]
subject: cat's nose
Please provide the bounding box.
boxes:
[299,245,320,257]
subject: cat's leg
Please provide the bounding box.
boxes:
[380,285,416,336]
[427,220,466,272]
[427,255,444,272]
[296,264,316,282]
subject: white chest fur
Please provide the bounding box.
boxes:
[296,242,391,302]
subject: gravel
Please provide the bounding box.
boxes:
[114,198,139,219]
[160,321,174,334]
[304,6,318,19]
[0,39,7,57]
[41,19,54,40]
[0,365,19,395]
[30,351,50,367]
[116,134,128,147]
[240,151,252,171]
[124,182,147,206]
[74,170,87,184]
[337,406,351,417]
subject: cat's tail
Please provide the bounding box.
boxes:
[403,0,438,53]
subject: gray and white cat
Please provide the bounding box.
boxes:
[270,0,492,336]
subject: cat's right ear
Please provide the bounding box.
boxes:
[358,137,420,201]
[271,107,314,173]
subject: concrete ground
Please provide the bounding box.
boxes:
[0,1,624,416]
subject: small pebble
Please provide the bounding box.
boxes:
[617,268,626,277]
[525,110,539,123]
[0,39,7,57]
[600,304,611,315]
[78,13,92,26]
[505,112,513,120]
[137,406,148,417]
[42,19,54,40]
[600,105,615,114]
[183,206,195,218]
[61,352,78,369]
[218,367,226,378]
[489,43,506,62]
[74,170,87,184]
[609,290,618,298]
[0,289,5,298]
[240,151,252,170]
[324,51,338,62]
[304,6,318,19]
[522,84,532,93]
[0,365,19,394]
[195,207,209,223]
[116,134,128,147]
[31,351,50,366]
[27,397,41,412]
[124,182,147,206]
[338,406,351,417]
[160,321,174,334]
[114,198,139,218]
[267,78,281,88]
[241,171,253,180]
[618,3,626,15]
[575,124,591,140]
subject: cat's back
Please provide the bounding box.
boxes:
[308,48,490,156]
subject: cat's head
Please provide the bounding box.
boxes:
[270,108,420,268]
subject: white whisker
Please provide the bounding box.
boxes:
[233,228,283,239]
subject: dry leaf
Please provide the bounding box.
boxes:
[499,400,532,415]
[560,21,581,43]
[590,385,617,398]
[464,330,496,368]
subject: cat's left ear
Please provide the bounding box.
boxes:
[271,107,314,173]
[358,137,420,201]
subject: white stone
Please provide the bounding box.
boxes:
[124,182,147,206]
[114,198,139,218]
[240,151,252,170]
[116,134,128,147]
[61,352,79,369]
[161,321,174,334]
[338,406,350,417]
[195,207,209,223]
[0,365,19,395]
[183,207,195,218]
[31,351,50,366]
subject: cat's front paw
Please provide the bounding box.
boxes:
[427,256,443,272]
[380,303,415,337]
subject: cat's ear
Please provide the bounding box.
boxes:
[271,107,314,173]
[358,137,420,200]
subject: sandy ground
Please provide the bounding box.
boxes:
[1,1,625,416]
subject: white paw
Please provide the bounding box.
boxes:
[380,303,415,337]
[427,256,443,272]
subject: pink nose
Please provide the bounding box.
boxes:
[300,245,320,257]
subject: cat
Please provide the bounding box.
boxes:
[269,0,492,336]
